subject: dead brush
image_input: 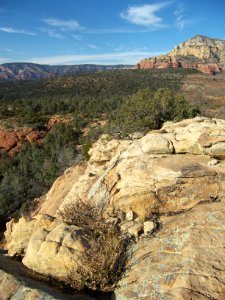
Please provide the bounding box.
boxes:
[58,200,132,292]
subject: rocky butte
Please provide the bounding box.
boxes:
[0,116,225,299]
[136,35,225,74]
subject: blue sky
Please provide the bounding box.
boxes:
[0,0,225,65]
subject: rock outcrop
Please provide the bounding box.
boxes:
[0,128,45,156]
[0,270,65,300]
[115,200,225,299]
[136,35,225,74]
[2,117,225,298]
[169,35,225,67]
[0,115,73,156]
[136,56,221,74]
[0,263,95,299]
[5,215,89,281]
[0,269,53,300]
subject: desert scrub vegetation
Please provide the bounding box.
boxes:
[59,201,132,292]
[0,123,81,218]
[108,87,200,136]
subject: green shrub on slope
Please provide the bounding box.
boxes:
[109,88,199,136]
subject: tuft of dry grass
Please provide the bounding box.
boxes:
[58,201,132,292]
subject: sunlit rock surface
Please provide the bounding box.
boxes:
[3,117,225,298]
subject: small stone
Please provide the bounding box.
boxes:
[105,217,118,225]
[203,143,212,148]
[208,159,219,166]
[144,221,154,234]
[127,223,143,238]
[117,210,125,222]
[120,220,143,239]
[64,167,72,175]
[129,132,145,139]
[120,221,135,233]
[126,211,134,221]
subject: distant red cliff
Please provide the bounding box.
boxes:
[136,57,221,74]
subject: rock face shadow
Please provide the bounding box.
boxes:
[0,253,99,300]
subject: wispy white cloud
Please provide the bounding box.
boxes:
[115,45,127,52]
[0,47,12,52]
[176,18,196,30]
[71,34,82,41]
[40,28,64,39]
[43,18,84,31]
[174,3,195,30]
[120,2,172,27]
[0,27,36,35]
[174,3,185,30]
[88,44,98,49]
[114,44,139,52]
[174,3,185,16]
[84,27,161,34]
[30,50,165,65]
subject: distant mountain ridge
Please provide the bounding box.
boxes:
[136,35,225,74]
[0,63,132,80]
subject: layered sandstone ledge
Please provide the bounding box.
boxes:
[2,117,225,299]
[136,56,221,74]
[0,269,95,300]
[0,270,60,300]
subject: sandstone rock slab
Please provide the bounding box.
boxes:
[115,201,225,299]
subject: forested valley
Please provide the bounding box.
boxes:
[0,68,199,223]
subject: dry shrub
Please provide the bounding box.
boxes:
[58,201,132,292]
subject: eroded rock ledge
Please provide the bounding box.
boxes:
[2,117,225,299]
[0,267,95,300]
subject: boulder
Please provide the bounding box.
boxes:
[88,134,131,164]
[39,163,87,216]
[22,215,89,280]
[141,133,174,154]
[4,216,36,256]
[107,154,221,217]
[4,214,90,281]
